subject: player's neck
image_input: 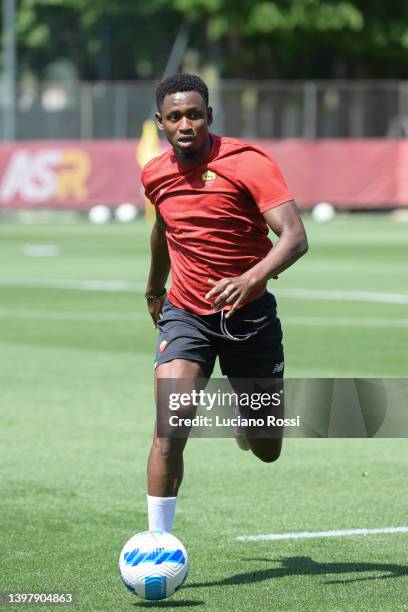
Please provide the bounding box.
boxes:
[174,135,212,168]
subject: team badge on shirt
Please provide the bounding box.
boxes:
[201,170,216,183]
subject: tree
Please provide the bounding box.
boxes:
[9,0,408,80]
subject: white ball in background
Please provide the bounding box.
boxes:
[115,203,138,223]
[89,205,111,225]
[312,202,336,223]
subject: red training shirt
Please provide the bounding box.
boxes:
[141,134,293,315]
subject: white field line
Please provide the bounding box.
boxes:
[235,526,408,542]
[283,316,408,328]
[0,278,408,305]
[274,288,408,305]
[0,309,408,327]
[0,278,145,292]
[0,309,145,321]
[22,244,60,257]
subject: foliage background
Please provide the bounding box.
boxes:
[5,0,408,82]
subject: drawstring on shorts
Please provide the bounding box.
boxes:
[220,310,255,341]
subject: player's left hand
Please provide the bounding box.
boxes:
[205,275,253,319]
[147,293,167,329]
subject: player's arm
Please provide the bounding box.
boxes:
[251,199,308,282]
[206,200,308,317]
[145,207,170,328]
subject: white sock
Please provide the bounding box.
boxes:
[147,495,177,533]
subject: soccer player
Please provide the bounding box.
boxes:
[142,73,308,533]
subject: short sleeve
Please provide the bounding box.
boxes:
[140,160,155,206]
[235,148,293,213]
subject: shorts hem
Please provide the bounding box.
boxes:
[154,354,214,378]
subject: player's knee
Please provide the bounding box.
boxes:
[255,449,281,463]
[250,439,282,463]
[258,449,281,463]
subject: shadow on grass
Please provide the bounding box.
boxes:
[133,601,204,608]
[187,555,408,587]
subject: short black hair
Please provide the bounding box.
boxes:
[156,73,209,111]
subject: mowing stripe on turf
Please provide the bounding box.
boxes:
[1,309,408,327]
[235,526,408,542]
[0,278,408,304]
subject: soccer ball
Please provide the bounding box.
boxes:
[118,530,188,600]
[88,205,110,224]
[312,202,336,223]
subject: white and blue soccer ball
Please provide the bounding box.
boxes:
[119,530,188,600]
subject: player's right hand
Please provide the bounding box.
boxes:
[147,293,166,329]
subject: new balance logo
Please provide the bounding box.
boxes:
[272,362,284,374]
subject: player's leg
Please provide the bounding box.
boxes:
[146,299,216,532]
[244,378,284,463]
[228,375,284,462]
[148,358,205,499]
[147,358,206,533]
[248,438,282,463]
[219,292,285,463]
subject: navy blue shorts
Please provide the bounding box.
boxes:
[154,291,284,378]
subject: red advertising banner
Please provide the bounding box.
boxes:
[0,139,407,209]
[260,140,408,208]
[0,141,144,210]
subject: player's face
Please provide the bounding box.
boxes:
[156,91,213,160]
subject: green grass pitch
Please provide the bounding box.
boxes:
[1,214,407,610]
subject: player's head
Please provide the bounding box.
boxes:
[155,73,213,160]
[156,73,209,111]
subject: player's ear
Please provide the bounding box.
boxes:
[207,107,213,126]
[156,111,164,131]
